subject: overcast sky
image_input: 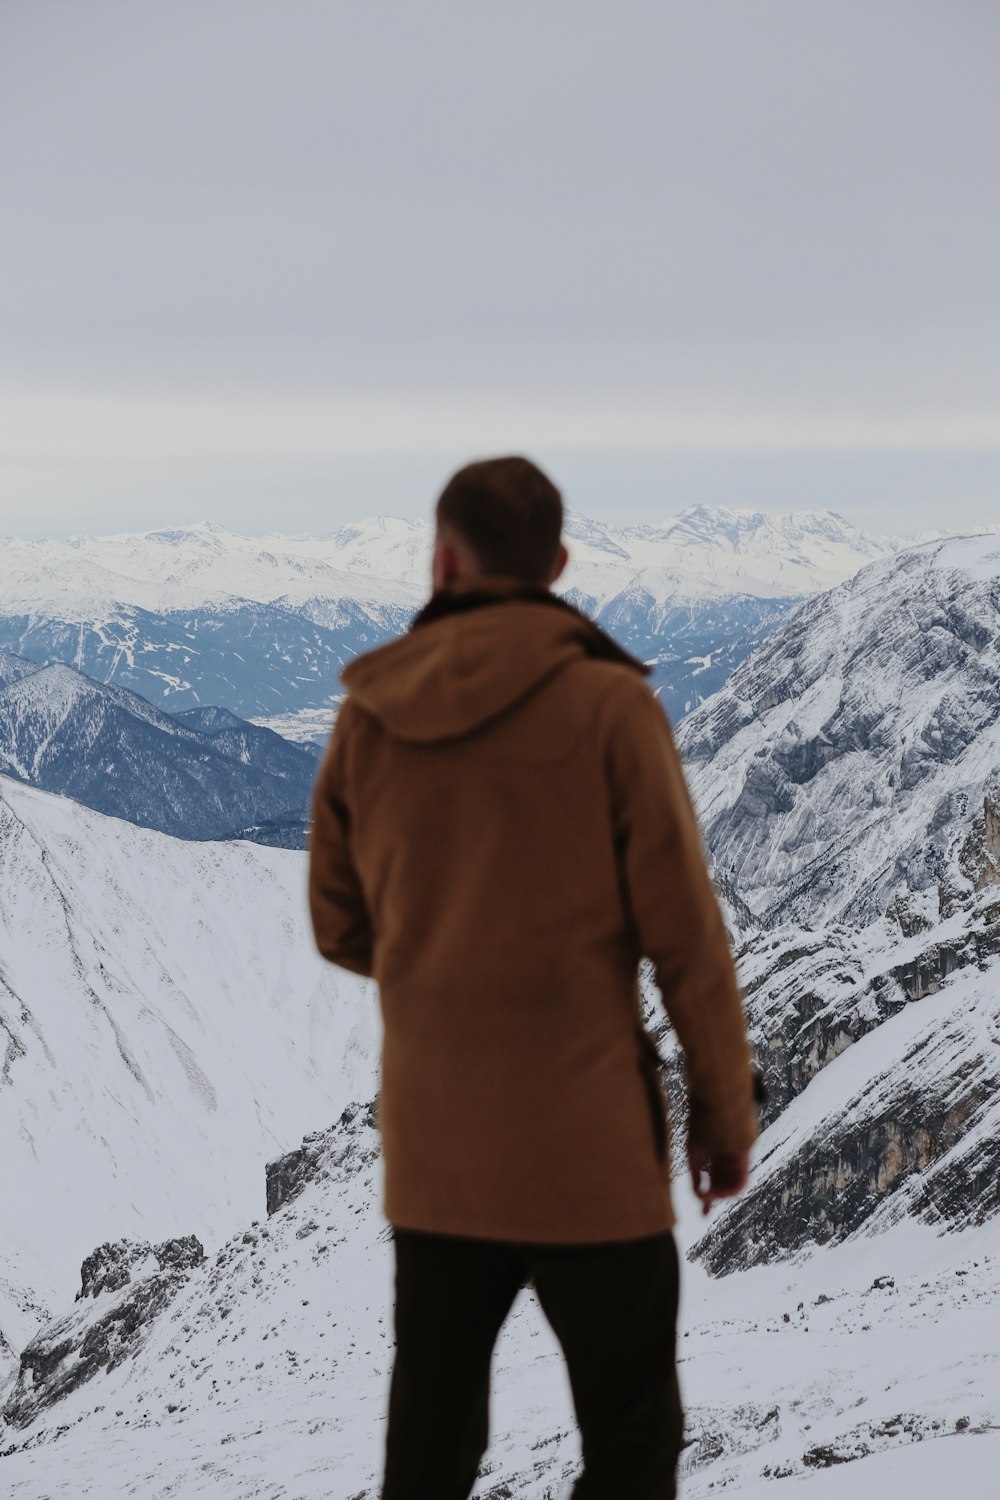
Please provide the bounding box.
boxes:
[1,1,998,538]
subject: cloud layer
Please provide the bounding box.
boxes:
[2,1,998,532]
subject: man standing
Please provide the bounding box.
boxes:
[309,456,758,1499]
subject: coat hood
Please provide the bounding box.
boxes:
[339,574,650,744]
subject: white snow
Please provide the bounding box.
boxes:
[1,513,997,1498]
[249,703,342,748]
[679,531,1000,924]
[1,1128,996,1498]
[0,507,903,626]
[0,776,377,1370]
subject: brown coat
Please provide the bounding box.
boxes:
[308,573,757,1243]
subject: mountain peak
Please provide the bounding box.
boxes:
[146,521,230,545]
[678,529,1000,926]
[2,660,97,710]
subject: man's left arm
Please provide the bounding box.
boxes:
[603,675,758,1213]
[308,698,375,978]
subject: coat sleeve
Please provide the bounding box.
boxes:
[605,676,757,1154]
[308,698,375,978]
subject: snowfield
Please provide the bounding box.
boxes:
[2,515,999,1497]
[1,1111,996,1498]
[0,776,377,1382]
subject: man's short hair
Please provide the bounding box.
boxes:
[436,455,564,583]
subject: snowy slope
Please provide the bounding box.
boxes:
[2,1100,997,1497]
[4,750,998,1493]
[0,777,377,1381]
[678,532,1000,926]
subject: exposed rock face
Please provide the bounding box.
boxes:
[742,893,999,1119]
[673,794,1000,1274]
[692,959,1000,1274]
[77,1237,204,1300]
[648,877,999,1185]
[266,1100,380,1217]
[1,1103,382,1440]
[669,536,1000,1275]
[2,1238,205,1430]
[958,773,1000,893]
[679,534,1000,929]
[675,848,1000,1274]
[710,870,758,945]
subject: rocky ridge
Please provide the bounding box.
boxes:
[0,653,320,844]
[4,1238,205,1430]
[663,534,1000,1273]
[678,534,1000,927]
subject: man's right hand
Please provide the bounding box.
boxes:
[687,1143,750,1216]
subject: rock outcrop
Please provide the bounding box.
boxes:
[670,536,1000,1274]
[2,1102,381,1436]
[2,1237,205,1430]
[692,955,1000,1273]
[265,1100,380,1217]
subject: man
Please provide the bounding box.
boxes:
[309,455,758,1499]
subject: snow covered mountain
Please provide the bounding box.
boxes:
[679,533,1000,928]
[4,522,999,1496]
[0,597,395,727]
[0,651,38,691]
[0,508,899,729]
[662,533,1000,1275]
[563,505,901,607]
[0,508,898,615]
[0,777,377,1388]
[0,655,320,843]
[0,519,425,618]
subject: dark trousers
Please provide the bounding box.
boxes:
[381,1225,683,1500]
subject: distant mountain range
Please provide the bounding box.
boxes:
[0,651,319,844]
[0,508,906,730]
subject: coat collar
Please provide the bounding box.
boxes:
[408,574,651,677]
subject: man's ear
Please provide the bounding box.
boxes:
[549,542,569,584]
[432,536,461,591]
